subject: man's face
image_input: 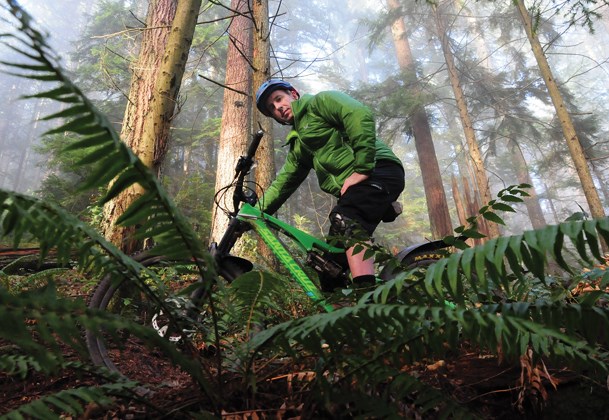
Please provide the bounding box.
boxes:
[265,89,298,124]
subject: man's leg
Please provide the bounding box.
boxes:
[329,211,376,285]
[346,242,374,277]
[329,161,406,287]
[347,243,377,286]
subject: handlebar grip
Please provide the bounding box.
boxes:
[246,130,264,159]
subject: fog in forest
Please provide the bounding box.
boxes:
[2,0,609,245]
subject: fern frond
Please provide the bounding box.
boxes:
[247,302,608,414]
[0,254,66,276]
[0,191,140,279]
[0,280,209,390]
[0,1,209,269]
[250,301,608,378]
[1,3,219,394]
[0,356,174,416]
[0,354,42,379]
[317,367,471,418]
[230,271,290,335]
[374,218,609,306]
[2,382,139,420]
[231,271,287,308]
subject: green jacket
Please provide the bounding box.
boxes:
[260,91,402,215]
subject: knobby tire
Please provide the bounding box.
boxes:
[85,253,214,382]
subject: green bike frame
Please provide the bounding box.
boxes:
[237,203,343,312]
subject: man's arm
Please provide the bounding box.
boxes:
[258,150,310,215]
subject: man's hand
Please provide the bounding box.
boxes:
[341,172,369,196]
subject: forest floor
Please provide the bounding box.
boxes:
[2,338,608,419]
[1,261,609,418]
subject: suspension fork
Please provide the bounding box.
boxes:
[214,216,246,256]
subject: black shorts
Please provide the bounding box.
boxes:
[331,160,405,236]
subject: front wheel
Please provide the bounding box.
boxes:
[85,254,212,383]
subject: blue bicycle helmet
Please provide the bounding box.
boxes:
[255,79,297,116]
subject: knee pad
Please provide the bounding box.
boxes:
[329,211,356,239]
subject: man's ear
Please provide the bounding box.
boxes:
[290,89,300,100]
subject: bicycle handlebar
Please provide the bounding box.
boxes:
[246,130,264,160]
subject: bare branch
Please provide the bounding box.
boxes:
[197,73,249,96]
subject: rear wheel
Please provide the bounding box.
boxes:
[379,248,473,307]
[379,249,445,282]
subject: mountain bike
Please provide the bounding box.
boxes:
[85,131,457,378]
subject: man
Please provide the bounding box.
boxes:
[255,79,404,291]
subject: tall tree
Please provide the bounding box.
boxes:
[514,0,606,224]
[507,139,547,229]
[210,0,253,244]
[431,1,500,238]
[387,0,452,239]
[102,0,202,252]
[251,0,273,188]
[251,0,278,264]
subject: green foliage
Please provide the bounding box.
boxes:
[0,0,209,263]
[2,1,609,417]
[445,183,532,248]
[0,1,216,413]
[231,271,289,330]
[34,132,102,217]
[2,382,138,419]
[242,184,609,415]
[526,0,605,33]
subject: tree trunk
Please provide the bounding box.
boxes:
[14,98,44,192]
[387,0,452,239]
[591,163,609,207]
[252,0,273,192]
[251,0,278,266]
[514,0,606,225]
[544,182,560,223]
[451,175,467,227]
[101,0,202,253]
[432,3,500,239]
[210,0,253,244]
[507,139,547,229]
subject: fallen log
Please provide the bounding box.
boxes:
[0,248,70,273]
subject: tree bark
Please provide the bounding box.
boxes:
[250,0,279,265]
[210,0,253,244]
[252,0,273,190]
[515,0,606,226]
[451,175,467,227]
[387,0,453,239]
[101,0,202,253]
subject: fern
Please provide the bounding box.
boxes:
[0,356,144,418]
[0,0,210,269]
[370,218,609,309]
[0,281,208,379]
[2,382,139,420]
[0,354,43,380]
[244,213,609,414]
[230,271,291,333]
[0,0,220,399]
[246,300,608,415]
